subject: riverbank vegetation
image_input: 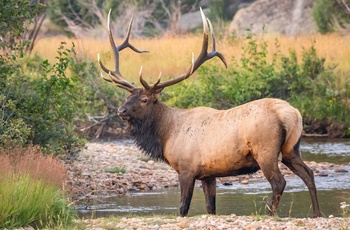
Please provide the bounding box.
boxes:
[0,146,77,229]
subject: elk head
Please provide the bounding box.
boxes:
[98,8,227,121]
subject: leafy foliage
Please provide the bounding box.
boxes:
[1,42,86,154]
[0,0,45,43]
[0,1,89,154]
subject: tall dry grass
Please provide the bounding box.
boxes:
[32,33,350,81]
[0,146,66,188]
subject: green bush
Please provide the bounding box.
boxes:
[0,0,88,154]
[1,42,86,154]
[0,173,76,229]
[163,32,350,136]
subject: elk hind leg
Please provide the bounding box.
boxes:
[258,158,286,216]
[281,138,321,217]
[201,177,216,214]
[178,174,196,217]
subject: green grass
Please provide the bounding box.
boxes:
[0,173,77,229]
[0,146,78,229]
[105,166,126,174]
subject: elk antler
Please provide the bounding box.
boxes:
[98,9,149,92]
[140,8,227,93]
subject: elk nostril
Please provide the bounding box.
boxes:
[118,107,127,115]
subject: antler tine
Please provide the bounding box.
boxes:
[207,17,227,68]
[99,72,135,92]
[149,7,227,92]
[139,66,150,90]
[118,16,149,54]
[98,9,149,92]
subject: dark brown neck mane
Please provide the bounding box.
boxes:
[128,101,170,162]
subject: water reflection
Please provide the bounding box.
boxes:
[301,138,350,164]
[79,188,350,218]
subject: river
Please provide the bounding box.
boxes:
[78,138,350,218]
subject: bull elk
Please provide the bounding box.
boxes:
[98,8,321,217]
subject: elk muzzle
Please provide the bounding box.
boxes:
[118,106,130,120]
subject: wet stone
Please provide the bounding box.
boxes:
[334,168,349,173]
[318,171,329,177]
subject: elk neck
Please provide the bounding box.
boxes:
[127,100,174,163]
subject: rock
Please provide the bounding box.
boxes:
[318,171,329,177]
[335,168,349,173]
[177,220,190,229]
[240,180,249,184]
[228,0,317,36]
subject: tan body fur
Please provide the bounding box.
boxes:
[164,98,301,179]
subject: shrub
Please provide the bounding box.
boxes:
[1,42,86,154]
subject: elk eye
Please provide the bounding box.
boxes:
[141,98,148,104]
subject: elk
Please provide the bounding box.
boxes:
[98,9,321,217]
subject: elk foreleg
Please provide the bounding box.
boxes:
[178,174,196,217]
[201,177,216,215]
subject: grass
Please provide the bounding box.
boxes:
[0,174,75,229]
[0,146,66,187]
[0,146,77,229]
[104,166,126,174]
[32,33,350,84]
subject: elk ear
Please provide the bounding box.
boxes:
[148,91,160,104]
[152,88,164,95]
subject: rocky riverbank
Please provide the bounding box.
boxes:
[65,140,350,229]
[81,214,350,229]
[65,140,349,203]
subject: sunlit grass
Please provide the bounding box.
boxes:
[32,33,350,89]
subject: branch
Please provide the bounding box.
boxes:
[335,0,350,17]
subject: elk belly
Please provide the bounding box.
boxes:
[198,148,260,179]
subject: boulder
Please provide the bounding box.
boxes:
[228,0,317,36]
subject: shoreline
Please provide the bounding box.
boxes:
[65,140,350,203]
[65,141,350,229]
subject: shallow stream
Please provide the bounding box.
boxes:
[78,138,350,218]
